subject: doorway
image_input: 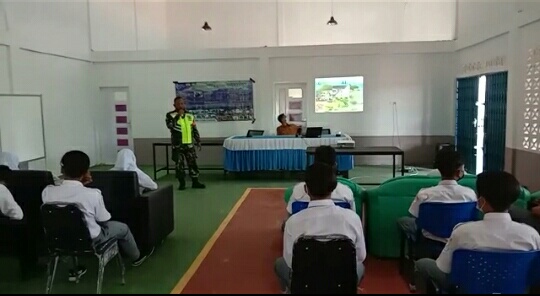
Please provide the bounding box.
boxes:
[96,87,132,165]
[274,83,307,130]
[455,72,507,174]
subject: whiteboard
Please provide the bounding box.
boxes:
[0,95,46,162]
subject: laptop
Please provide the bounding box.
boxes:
[304,127,323,138]
[246,130,264,137]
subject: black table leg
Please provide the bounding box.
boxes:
[393,154,396,178]
[166,145,170,176]
[153,144,157,180]
[401,153,405,176]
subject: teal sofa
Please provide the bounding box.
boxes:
[365,175,531,258]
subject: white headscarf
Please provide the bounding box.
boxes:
[112,149,138,171]
[111,149,158,191]
[0,152,20,170]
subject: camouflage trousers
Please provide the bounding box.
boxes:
[172,144,199,179]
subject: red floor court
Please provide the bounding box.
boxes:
[177,188,410,294]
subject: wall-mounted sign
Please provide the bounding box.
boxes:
[462,56,506,74]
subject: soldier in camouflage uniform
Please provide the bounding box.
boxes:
[165,96,206,190]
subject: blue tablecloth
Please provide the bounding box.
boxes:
[224,149,354,172]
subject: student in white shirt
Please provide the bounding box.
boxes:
[42,151,152,274]
[287,146,355,214]
[397,150,477,242]
[282,146,355,231]
[275,162,366,293]
[0,152,20,170]
[414,171,540,293]
[111,149,158,193]
[0,166,23,220]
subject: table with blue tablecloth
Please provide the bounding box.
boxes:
[223,135,354,172]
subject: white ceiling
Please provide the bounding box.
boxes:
[87,0,457,51]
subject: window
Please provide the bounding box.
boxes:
[288,88,303,99]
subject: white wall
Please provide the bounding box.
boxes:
[455,0,540,151]
[92,58,261,138]
[92,41,455,139]
[515,20,540,152]
[2,0,90,59]
[270,53,455,136]
[167,1,278,49]
[0,46,10,93]
[88,0,169,51]
[0,0,98,174]
[88,0,456,50]
[278,1,455,47]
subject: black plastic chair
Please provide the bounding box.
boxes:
[41,203,125,294]
[291,235,358,294]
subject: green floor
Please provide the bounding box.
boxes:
[0,165,431,294]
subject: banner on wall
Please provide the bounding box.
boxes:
[174,80,254,122]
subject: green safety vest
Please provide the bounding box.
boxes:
[178,114,195,144]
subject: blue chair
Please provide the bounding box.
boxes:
[399,202,478,292]
[449,249,540,294]
[291,201,350,215]
[416,201,478,258]
[416,202,478,239]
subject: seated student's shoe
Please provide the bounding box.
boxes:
[131,247,155,267]
[192,178,206,189]
[178,179,186,191]
[68,266,87,282]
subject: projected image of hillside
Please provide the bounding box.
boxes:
[315,76,364,113]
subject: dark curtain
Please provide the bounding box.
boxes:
[484,72,508,172]
[456,77,478,173]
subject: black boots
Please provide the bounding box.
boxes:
[178,178,186,191]
[191,178,206,189]
[178,178,205,190]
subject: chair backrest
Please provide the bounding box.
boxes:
[86,171,139,224]
[2,170,54,220]
[246,129,264,137]
[416,202,477,239]
[291,235,358,294]
[451,249,540,294]
[291,201,350,215]
[322,128,331,135]
[0,170,54,247]
[40,203,93,254]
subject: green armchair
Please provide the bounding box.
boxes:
[365,175,531,258]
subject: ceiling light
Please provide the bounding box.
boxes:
[327,16,338,26]
[202,22,211,31]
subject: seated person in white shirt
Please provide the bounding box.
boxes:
[0,152,20,171]
[397,150,476,242]
[275,162,366,293]
[414,171,540,293]
[111,148,158,194]
[0,166,24,220]
[286,146,355,215]
[42,151,152,276]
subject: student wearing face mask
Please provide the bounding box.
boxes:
[414,171,540,294]
[397,150,477,243]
